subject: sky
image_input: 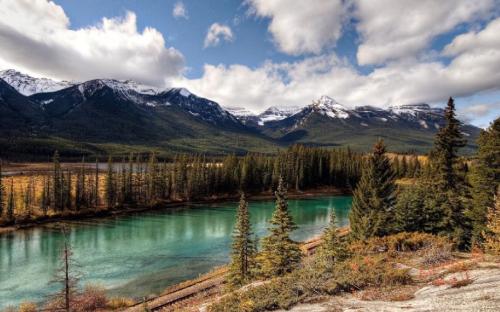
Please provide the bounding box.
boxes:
[0,0,499,127]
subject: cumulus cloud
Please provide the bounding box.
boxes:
[179,17,500,114]
[354,0,495,65]
[173,1,188,19]
[247,0,345,55]
[0,0,184,86]
[204,23,234,48]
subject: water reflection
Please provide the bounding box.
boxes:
[0,196,351,308]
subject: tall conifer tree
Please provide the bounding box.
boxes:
[53,151,64,211]
[6,178,15,222]
[349,139,396,240]
[469,118,500,244]
[227,193,256,287]
[316,213,348,271]
[105,156,116,208]
[258,177,301,277]
[0,160,3,218]
[431,97,466,191]
[483,187,500,255]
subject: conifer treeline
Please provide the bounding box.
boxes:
[0,146,363,224]
[351,98,500,250]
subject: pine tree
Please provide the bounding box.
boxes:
[0,160,3,218]
[316,213,348,272]
[431,97,466,191]
[6,178,15,222]
[94,158,99,208]
[63,170,72,211]
[349,139,396,240]
[227,193,256,288]
[468,118,500,245]
[483,188,500,255]
[40,176,50,216]
[429,98,469,247]
[51,226,80,311]
[258,177,301,277]
[105,156,116,208]
[53,151,64,212]
[23,175,35,217]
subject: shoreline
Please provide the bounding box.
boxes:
[0,186,351,234]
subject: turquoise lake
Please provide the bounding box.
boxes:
[0,195,351,308]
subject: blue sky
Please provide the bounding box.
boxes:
[53,0,287,78]
[0,0,498,127]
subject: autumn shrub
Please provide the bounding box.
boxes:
[18,302,37,312]
[349,232,449,255]
[72,285,107,312]
[106,297,136,309]
[448,272,473,288]
[210,252,412,311]
[419,243,453,266]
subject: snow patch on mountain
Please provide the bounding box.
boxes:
[257,106,302,125]
[389,104,443,117]
[101,79,160,95]
[224,106,257,117]
[0,69,75,95]
[312,96,350,119]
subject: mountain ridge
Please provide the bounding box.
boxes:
[0,70,482,157]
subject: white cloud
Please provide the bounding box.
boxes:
[173,1,188,19]
[179,17,500,115]
[460,103,498,117]
[0,0,184,86]
[354,0,496,65]
[247,0,345,55]
[204,23,234,48]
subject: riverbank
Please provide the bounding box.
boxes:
[0,195,352,308]
[124,229,351,311]
[0,186,350,234]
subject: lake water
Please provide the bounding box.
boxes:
[0,195,351,308]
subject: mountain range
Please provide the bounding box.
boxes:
[0,69,481,158]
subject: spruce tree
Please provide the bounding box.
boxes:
[316,213,348,272]
[53,151,64,212]
[394,183,428,232]
[227,193,256,288]
[6,178,15,222]
[0,160,3,218]
[468,118,500,245]
[105,156,116,208]
[94,158,99,208]
[431,97,466,191]
[483,188,500,255]
[258,177,301,277]
[349,139,396,240]
[430,98,469,247]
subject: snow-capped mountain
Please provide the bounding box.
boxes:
[310,96,351,119]
[224,106,256,118]
[0,69,75,95]
[0,70,481,154]
[256,106,303,125]
[259,95,451,131]
[225,105,303,126]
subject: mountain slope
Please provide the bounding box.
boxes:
[0,75,278,158]
[260,96,480,153]
[28,80,255,142]
[0,70,483,157]
[0,69,75,95]
[0,78,44,134]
